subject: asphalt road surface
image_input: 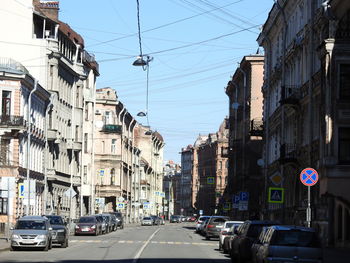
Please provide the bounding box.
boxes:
[0,223,231,263]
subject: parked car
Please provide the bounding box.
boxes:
[203,216,230,240]
[230,220,279,263]
[198,217,211,235]
[110,212,124,229]
[95,214,106,234]
[10,216,53,251]
[109,214,118,231]
[253,225,323,263]
[170,215,181,223]
[44,215,69,248]
[101,214,113,233]
[250,226,269,263]
[75,216,100,236]
[195,216,210,232]
[219,221,243,251]
[151,215,160,225]
[222,224,242,254]
[141,217,153,226]
[188,216,197,222]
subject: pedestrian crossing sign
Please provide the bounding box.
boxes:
[268,187,284,204]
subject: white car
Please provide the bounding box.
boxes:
[195,216,210,233]
[141,217,153,226]
[219,221,243,250]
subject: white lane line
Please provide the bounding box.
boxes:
[132,228,160,263]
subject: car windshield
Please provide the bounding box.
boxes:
[143,217,151,220]
[79,217,96,223]
[271,230,321,247]
[16,220,46,230]
[247,225,264,238]
[225,222,234,228]
[47,216,64,225]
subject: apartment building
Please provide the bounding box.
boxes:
[224,55,264,219]
[258,0,350,247]
[163,160,180,219]
[195,119,229,216]
[0,0,99,219]
[134,125,164,218]
[0,60,50,228]
[180,145,194,215]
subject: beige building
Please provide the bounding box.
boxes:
[224,55,264,219]
[0,61,50,230]
[134,125,164,217]
[0,0,99,220]
[258,0,350,247]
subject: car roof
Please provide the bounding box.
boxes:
[246,220,280,225]
[269,225,316,232]
[225,221,243,224]
[19,216,48,221]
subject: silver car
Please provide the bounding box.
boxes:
[141,217,153,226]
[254,225,323,263]
[10,216,53,251]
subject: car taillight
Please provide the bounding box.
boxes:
[207,224,214,228]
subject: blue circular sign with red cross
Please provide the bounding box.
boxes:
[300,168,319,186]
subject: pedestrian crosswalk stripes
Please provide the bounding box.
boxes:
[70,240,217,246]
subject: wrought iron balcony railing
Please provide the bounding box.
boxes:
[250,118,263,137]
[0,115,25,127]
[280,85,301,106]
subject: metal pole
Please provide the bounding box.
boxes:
[26,79,38,215]
[7,179,10,242]
[307,186,311,227]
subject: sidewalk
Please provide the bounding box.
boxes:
[0,237,10,253]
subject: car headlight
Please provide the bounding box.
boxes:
[11,234,20,239]
[57,229,65,232]
[91,225,96,229]
[75,225,80,229]
[37,235,46,239]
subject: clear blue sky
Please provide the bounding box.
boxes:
[59,0,273,164]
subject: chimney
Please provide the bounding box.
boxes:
[36,1,60,21]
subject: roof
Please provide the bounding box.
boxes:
[58,21,85,48]
[19,216,48,221]
[269,225,316,232]
[153,131,164,142]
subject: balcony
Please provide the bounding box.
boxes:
[0,115,25,129]
[221,147,229,157]
[250,118,263,137]
[102,124,122,134]
[279,143,298,165]
[47,128,59,141]
[280,85,301,106]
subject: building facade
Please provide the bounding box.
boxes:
[180,145,194,216]
[224,55,264,219]
[258,0,350,247]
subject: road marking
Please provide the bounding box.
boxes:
[69,239,217,246]
[132,228,160,263]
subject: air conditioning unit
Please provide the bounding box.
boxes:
[95,109,102,115]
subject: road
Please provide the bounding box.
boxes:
[0,223,231,263]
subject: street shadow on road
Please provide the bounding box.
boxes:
[1,259,231,263]
[182,226,196,230]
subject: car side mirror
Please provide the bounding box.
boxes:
[49,227,53,231]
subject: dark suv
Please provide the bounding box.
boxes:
[203,216,230,240]
[44,215,69,248]
[110,212,124,229]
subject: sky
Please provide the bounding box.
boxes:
[59,0,273,164]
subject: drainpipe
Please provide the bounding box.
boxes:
[121,110,127,214]
[43,93,56,215]
[26,79,38,216]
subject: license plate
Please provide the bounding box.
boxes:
[22,240,35,244]
[82,228,89,232]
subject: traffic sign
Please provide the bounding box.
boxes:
[207,177,215,184]
[99,169,104,176]
[239,192,249,201]
[117,202,125,209]
[268,187,284,203]
[18,183,24,198]
[199,210,203,215]
[300,168,319,186]
[232,195,240,209]
[223,202,231,211]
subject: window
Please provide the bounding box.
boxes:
[84,133,88,153]
[0,197,8,215]
[339,64,350,100]
[110,168,115,185]
[111,139,116,154]
[83,165,87,184]
[0,139,10,165]
[2,91,11,117]
[85,102,89,121]
[339,128,350,164]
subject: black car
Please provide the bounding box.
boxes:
[110,212,124,229]
[44,215,69,248]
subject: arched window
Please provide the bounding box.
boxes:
[338,205,343,240]
[110,168,115,185]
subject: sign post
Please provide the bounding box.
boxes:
[300,168,319,227]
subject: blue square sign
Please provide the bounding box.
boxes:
[239,192,249,201]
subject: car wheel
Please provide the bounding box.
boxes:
[10,246,17,251]
[62,238,68,248]
[205,235,210,240]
